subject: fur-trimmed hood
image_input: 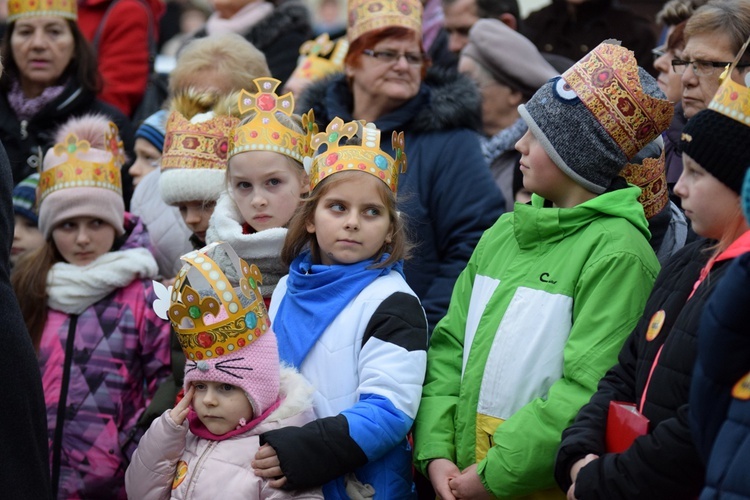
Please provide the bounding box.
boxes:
[261,366,315,425]
[298,67,483,133]
[246,0,312,50]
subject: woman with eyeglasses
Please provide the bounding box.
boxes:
[297,0,505,334]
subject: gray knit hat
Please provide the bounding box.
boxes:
[518,41,674,194]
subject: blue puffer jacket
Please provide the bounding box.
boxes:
[300,70,506,331]
[691,251,750,500]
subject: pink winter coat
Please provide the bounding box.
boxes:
[125,368,323,500]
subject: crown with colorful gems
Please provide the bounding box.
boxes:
[306,117,406,193]
[708,37,750,127]
[290,34,349,81]
[228,78,316,163]
[7,0,76,23]
[561,41,674,160]
[38,123,122,204]
[156,241,270,362]
[347,0,423,43]
[161,110,239,172]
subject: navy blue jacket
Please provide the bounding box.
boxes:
[300,70,506,330]
[691,251,750,500]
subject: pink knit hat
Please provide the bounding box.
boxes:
[38,115,125,239]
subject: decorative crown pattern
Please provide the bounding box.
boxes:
[562,42,674,160]
[158,242,270,361]
[228,78,316,163]
[347,0,423,43]
[7,0,76,23]
[161,111,239,172]
[307,117,406,193]
[708,37,750,126]
[290,34,349,81]
[38,124,122,204]
[621,150,668,219]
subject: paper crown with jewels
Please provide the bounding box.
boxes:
[228,78,316,164]
[290,34,349,82]
[7,0,77,23]
[38,121,124,204]
[707,38,750,126]
[347,0,423,43]
[306,117,406,193]
[621,138,668,219]
[152,241,270,362]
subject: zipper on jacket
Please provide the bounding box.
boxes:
[183,440,217,498]
[20,120,28,139]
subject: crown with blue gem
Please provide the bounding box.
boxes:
[306,117,407,193]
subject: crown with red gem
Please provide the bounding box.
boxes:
[228,78,316,164]
[708,37,750,126]
[38,122,123,204]
[7,0,76,23]
[306,117,406,193]
[347,0,422,43]
[161,110,239,172]
[290,33,349,82]
[156,241,270,362]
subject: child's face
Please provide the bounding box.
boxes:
[228,151,308,232]
[515,130,579,206]
[11,214,44,266]
[307,173,393,266]
[192,381,253,435]
[52,217,116,266]
[128,138,161,187]
[178,200,216,243]
[674,154,740,240]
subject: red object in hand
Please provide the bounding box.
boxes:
[605,401,650,453]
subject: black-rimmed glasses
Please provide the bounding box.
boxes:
[362,49,426,66]
[671,58,750,76]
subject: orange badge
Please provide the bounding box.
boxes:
[732,371,750,400]
[172,460,188,489]
[646,310,666,341]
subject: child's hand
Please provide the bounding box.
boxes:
[428,459,460,500]
[169,385,194,426]
[253,444,287,488]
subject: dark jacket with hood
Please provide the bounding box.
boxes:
[300,70,506,331]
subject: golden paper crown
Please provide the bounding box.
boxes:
[162,110,239,172]
[163,242,270,362]
[228,78,316,163]
[708,38,750,126]
[621,150,668,219]
[290,34,349,81]
[7,0,77,23]
[38,122,123,204]
[347,0,423,43]
[562,42,674,160]
[306,117,406,193]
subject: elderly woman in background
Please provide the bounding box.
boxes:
[300,0,505,331]
[458,18,558,212]
[0,0,133,188]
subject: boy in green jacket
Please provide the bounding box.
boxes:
[413,41,673,499]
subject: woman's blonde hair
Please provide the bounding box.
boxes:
[685,0,750,54]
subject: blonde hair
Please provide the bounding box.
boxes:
[685,0,750,54]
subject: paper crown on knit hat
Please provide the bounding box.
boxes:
[289,33,349,82]
[152,241,279,416]
[305,117,406,193]
[12,172,40,224]
[38,116,125,239]
[135,109,168,152]
[347,0,423,43]
[621,137,668,219]
[160,91,240,205]
[228,78,316,163]
[7,0,77,23]
[518,40,674,194]
[680,37,750,195]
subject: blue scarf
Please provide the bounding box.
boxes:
[273,250,404,368]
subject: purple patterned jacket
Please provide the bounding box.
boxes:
[39,215,171,499]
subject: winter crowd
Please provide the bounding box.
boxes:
[2,0,750,498]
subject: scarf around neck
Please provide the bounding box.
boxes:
[205,1,273,35]
[273,250,404,368]
[8,78,67,121]
[480,117,527,164]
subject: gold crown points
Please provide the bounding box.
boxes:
[7,0,76,22]
[347,0,423,43]
[228,78,312,162]
[169,243,269,360]
[622,152,667,219]
[708,66,750,126]
[293,34,350,80]
[162,112,237,171]
[308,118,407,193]
[106,121,126,168]
[38,133,121,203]
[563,42,673,159]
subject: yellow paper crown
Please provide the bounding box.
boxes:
[7,0,77,23]
[161,110,239,172]
[347,0,423,43]
[306,117,406,193]
[228,78,316,163]
[38,122,123,204]
[162,242,270,362]
[290,34,349,81]
[708,37,750,126]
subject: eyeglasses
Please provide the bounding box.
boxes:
[362,49,426,66]
[671,58,750,76]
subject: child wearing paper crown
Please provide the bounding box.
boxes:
[555,56,750,498]
[125,242,323,500]
[10,172,44,267]
[253,119,428,499]
[206,78,314,306]
[10,114,171,499]
[412,41,672,498]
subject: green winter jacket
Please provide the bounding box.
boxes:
[413,186,660,498]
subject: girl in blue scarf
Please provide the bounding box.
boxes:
[252,119,428,499]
